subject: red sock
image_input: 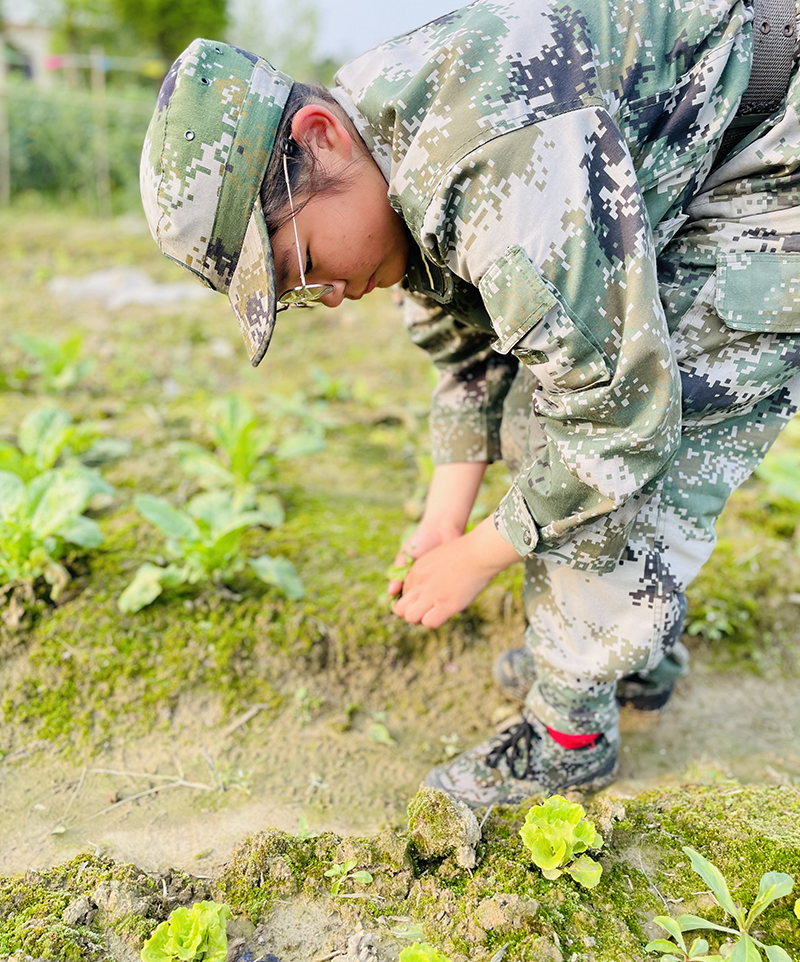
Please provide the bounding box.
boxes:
[546,726,600,749]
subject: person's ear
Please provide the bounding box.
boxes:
[290,105,353,163]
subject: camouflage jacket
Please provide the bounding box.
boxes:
[333,0,754,560]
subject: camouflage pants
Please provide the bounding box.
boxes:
[502,61,800,737]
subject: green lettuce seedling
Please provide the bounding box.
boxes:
[118,490,303,613]
[519,794,603,888]
[398,943,452,962]
[0,464,113,601]
[646,846,795,962]
[140,900,231,962]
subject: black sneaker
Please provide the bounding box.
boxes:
[424,714,618,808]
[493,642,688,712]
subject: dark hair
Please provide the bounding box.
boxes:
[260,82,357,235]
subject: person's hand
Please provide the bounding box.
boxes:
[387,520,462,597]
[391,534,494,627]
[392,516,522,628]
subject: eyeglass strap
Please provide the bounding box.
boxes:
[282,151,306,287]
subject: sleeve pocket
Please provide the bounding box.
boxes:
[716,251,800,333]
[479,244,610,394]
[478,244,560,352]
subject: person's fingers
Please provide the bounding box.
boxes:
[421,605,449,629]
[387,578,403,596]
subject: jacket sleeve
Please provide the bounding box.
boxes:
[403,290,519,465]
[420,110,683,559]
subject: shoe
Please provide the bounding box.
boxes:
[424,714,618,808]
[493,642,689,711]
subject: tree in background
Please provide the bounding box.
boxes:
[228,0,337,85]
[43,0,227,65]
[110,0,227,63]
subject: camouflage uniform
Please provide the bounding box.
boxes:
[332,0,800,743]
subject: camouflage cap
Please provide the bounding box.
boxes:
[140,38,293,366]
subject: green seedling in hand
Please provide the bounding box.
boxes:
[398,944,452,962]
[519,794,603,889]
[0,464,113,602]
[324,858,373,896]
[118,490,303,613]
[140,900,231,962]
[646,846,795,962]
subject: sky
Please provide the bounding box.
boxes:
[311,0,461,59]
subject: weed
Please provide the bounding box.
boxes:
[323,858,373,896]
[12,332,95,393]
[118,491,303,613]
[140,900,231,962]
[646,846,795,962]
[293,686,322,724]
[174,392,324,514]
[519,795,603,889]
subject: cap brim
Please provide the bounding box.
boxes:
[228,204,277,367]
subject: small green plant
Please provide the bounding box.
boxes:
[13,332,95,393]
[398,944,452,962]
[293,686,323,723]
[118,490,303,613]
[0,464,113,602]
[686,599,749,642]
[519,794,603,889]
[646,846,795,962]
[140,900,231,962]
[0,406,117,481]
[323,858,373,896]
[174,392,324,514]
[308,364,352,400]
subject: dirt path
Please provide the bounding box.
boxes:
[2,641,798,879]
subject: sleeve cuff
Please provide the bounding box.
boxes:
[429,402,502,464]
[494,485,540,556]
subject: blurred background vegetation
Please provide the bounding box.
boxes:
[0,0,337,213]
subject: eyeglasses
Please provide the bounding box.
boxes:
[276,151,334,312]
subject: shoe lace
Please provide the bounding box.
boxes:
[485,718,541,780]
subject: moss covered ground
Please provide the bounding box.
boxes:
[0,207,799,961]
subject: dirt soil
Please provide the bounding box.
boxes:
[2,637,799,880]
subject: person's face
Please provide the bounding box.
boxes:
[271,109,409,309]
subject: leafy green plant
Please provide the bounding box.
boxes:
[323,858,373,896]
[0,464,113,602]
[174,393,324,514]
[118,490,303,613]
[646,846,795,962]
[140,900,231,962]
[0,406,129,485]
[12,333,95,393]
[398,944,452,962]
[519,794,603,888]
